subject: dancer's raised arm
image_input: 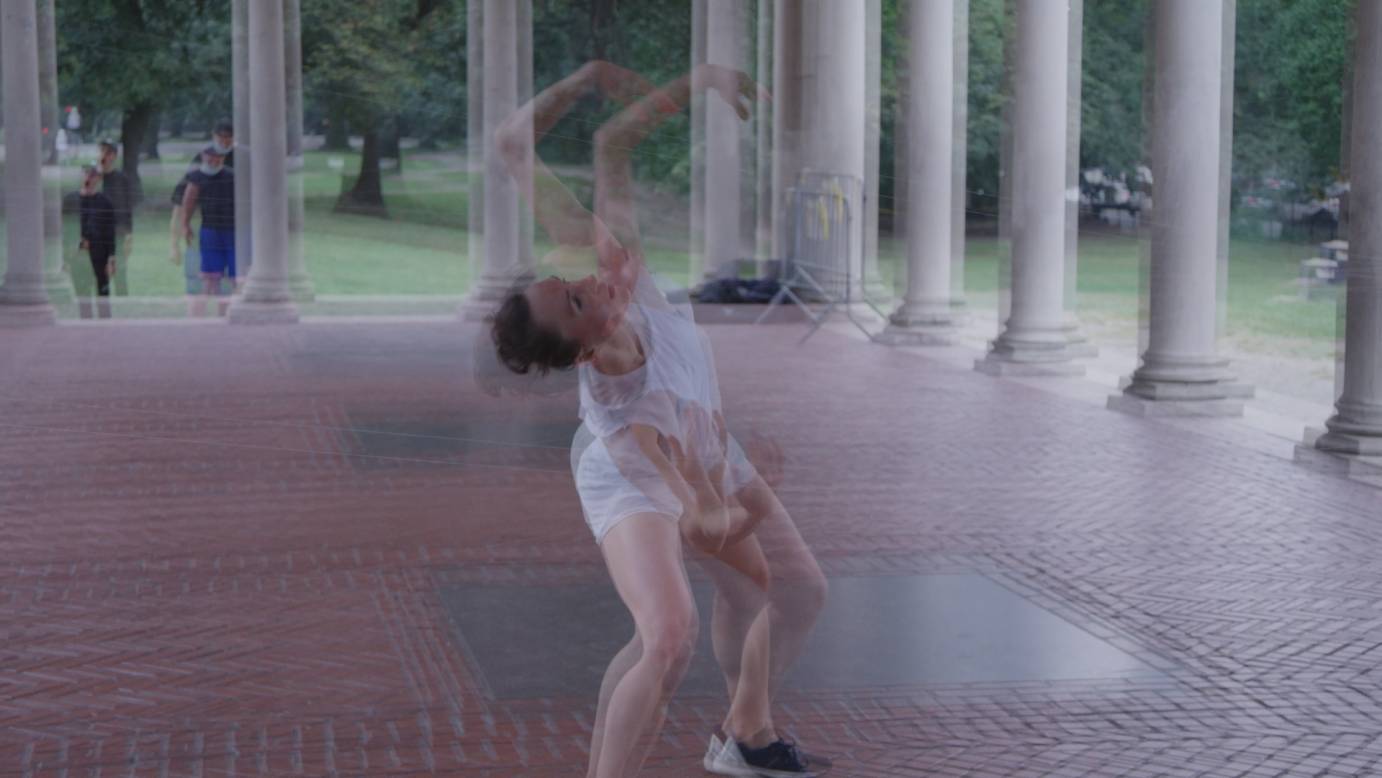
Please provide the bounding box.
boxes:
[592,64,760,288]
[494,61,664,252]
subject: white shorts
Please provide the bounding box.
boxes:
[571,426,758,543]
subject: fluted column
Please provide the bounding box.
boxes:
[38,0,72,304]
[1314,0,1382,455]
[1110,0,1244,414]
[1062,0,1093,356]
[879,0,955,345]
[284,0,314,301]
[950,0,970,311]
[0,0,56,325]
[703,0,750,280]
[462,0,525,316]
[466,0,484,307]
[754,0,774,266]
[231,0,254,282]
[977,0,1079,375]
[770,1,866,288]
[229,0,298,323]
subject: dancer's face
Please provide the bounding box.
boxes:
[525,274,629,352]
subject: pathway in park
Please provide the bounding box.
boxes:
[1,318,1379,776]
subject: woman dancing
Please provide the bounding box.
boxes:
[487,60,830,778]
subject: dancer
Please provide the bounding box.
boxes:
[487,61,830,777]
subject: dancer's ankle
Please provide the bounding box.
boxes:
[725,723,775,749]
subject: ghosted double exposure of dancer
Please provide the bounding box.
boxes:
[485,61,830,777]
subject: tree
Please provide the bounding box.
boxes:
[1234,0,1352,194]
[56,0,229,195]
[303,0,424,217]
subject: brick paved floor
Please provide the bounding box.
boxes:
[1,319,1380,777]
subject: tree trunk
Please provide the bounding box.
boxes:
[335,128,388,217]
[143,110,161,160]
[382,117,403,174]
[323,101,351,151]
[591,0,617,59]
[120,101,157,203]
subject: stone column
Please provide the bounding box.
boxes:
[0,0,56,325]
[704,0,748,280]
[951,0,970,310]
[1110,0,1243,414]
[770,0,803,263]
[891,1,910,250]
[1062,0,1093,356]
[37,0,71,304]
[462,0,522,314]
[517,0,534,273]
[977,0,1079,375]
[770,1,867,284]
[863,0,882,295]
[754,0,774,266]
[229,0,298,323]
[284,0,314,301]
[1312,0,1382,455]
[466,0,484,305]
[878,0,955,345]
[689,0,708,283]
[232,0,254,282]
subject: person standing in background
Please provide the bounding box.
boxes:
[180,145,236,317]
[77,165,118,319]
[98,140,136,298]
[170,121,236,313]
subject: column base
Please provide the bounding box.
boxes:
[875,305,954,346]
[0,302,58,327]
[975,357,1085,377]
[44,270,75,304]
[288,276,316,303]
[874,322,953,346]
[227,299,300,324]
[1121,376,1255,401]
[1295,431,1382,479]
[1062,322,1098,358]
[975,329,1086,377]
[1107,392,1244,418]
[1311,420,1382,457]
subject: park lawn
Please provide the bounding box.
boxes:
[878,231,1335,352]
[8,147,1338,351]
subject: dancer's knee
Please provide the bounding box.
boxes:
[772,562,828,619]
[641,609,697,677]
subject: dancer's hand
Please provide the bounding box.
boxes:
[692,64,765,120]
[667,435,727,553]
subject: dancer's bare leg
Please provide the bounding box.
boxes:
[734,478,828,698]
[699,535,777,745]
[591,514,698,778]
[585,634,640,778]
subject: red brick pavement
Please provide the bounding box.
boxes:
[1,320,1380,776]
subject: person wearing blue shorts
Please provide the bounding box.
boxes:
[179,145,236,316]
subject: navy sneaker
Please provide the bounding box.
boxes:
[732,738,830,777]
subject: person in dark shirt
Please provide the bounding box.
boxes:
[78,166,118,319]
[181,145,236,316]
[98,140,136,296]
[170,121,236,304]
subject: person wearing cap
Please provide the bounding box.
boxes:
[180,144,236,316]
[97,140,136,297]
[74,165,118,319]
[170,121,236,308]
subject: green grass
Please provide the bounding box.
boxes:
[6,147,1340,357]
